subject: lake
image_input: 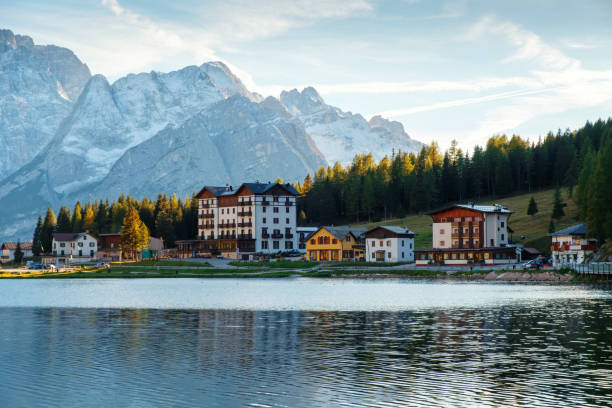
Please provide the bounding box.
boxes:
[0,278,611,407]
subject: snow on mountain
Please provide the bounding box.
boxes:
[0,29,90,177]
[279,87,423,164]
[88,95,325,200]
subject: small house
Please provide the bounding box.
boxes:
[365,226,415,263]
[0,241,33,263]
[306,226,366,262]
[549,224,597,267]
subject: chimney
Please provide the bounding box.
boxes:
[225,183,229,191]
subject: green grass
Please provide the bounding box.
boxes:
[354,188,579,252]
[228,260,319,269]
[324,261,409,268]
[110,260,212,267]
[304,269,443,278]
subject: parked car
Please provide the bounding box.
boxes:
[523,259,542,270]
[96,262,110,268]
[28,263,44,270]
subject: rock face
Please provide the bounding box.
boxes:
[0,29,91,177]
[0,59,326,241]
[279,87,423,164]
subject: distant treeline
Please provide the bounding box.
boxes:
[34,194,198,254]
[297,119,612,243]
[34,119,612,250]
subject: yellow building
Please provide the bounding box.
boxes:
[306,226,366,262]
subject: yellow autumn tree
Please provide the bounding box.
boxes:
[120,207,150,260]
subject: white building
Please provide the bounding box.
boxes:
[193,182,299,259]
[549,224,597,267]
[0,241,33,263]
[52,232,98,264]
[365,226,415,262]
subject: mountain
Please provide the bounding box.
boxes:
[0,29,90,177]
[279,87,423,164]
[88,95,325,200]
[0,60,325,241]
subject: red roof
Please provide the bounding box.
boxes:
[1,241,33,250]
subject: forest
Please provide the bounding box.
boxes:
[33,118,612,251]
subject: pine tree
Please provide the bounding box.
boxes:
[14,241,24,264]
[548,218,556,234]
[120,207,150,260]
[551,188,565,220]
[82,204,96,232]
[527,196,538,217]
[41,208,56,253]
[302,174,313,194]
[71,201,83,232]
[55,206,72,233]
[32,216,43,258]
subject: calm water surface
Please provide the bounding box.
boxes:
[0,278,611,407]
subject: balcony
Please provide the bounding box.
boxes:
[219,223,236,228]
[201,223,215,229]
[238,211,252,217]
[285,233,294,239]
[199,213,214,219]
[271,233,284,239]
[238,200,253,206]
[261,200,270,206]
[262,233,270,239]
[238,234,253,240]
[238,221,252,227]
[200,203,211,209]
[284,199,294,206]
[219,234,236,239]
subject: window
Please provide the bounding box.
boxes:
[380,241,383,247]
[84,236,87,240]
[233,208,235,214]
[402,252,405,258]
[387,240,391,247]
[440,240,445,246]
[387,252,391,259]
[273,218,279,224]
[372,241,375,247]
[262,241,268,249]
[440,229,445,234]
[263,218,267,223]
[286,207,289,213]
[401,240,404,246]
[60,243,66,247]
[273,196,278,202]
[89,242,95,247]
[310,239,315,245]
[273,207,279,213]
[285,241,293,249]
[410,242,413,249]
[501,221,505,227]
[501,234,505,240]
[332,239,338,244]
[490,239,494,246]
[221,209,224,214]
[78,242,83,247]
[286,218,290,224]
[273,241,280,249]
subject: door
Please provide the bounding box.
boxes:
[375,251,385,262]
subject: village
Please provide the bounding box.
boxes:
[0,181,604,276]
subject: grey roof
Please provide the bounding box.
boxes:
[199,182,299,197]
[427,203,513,215]
[549,223,587,236]
[323,226,367,241]
[375,225,416,235]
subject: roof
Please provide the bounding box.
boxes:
[322,226,367,241]
[52,232,92,242]
[296,227,318,232]
[197,182,300,198]
[368,226,416,236]
[522,247,542,255]
[1,241,33,250]
[549,223,587,237]
[426,203,513,215]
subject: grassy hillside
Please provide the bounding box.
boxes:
[355,188,580,254]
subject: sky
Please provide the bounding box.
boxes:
[4,0,612,150]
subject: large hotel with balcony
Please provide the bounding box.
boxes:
[415,203,518,265]
[177,182,299,259]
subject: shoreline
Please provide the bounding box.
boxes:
[2,267,608,283]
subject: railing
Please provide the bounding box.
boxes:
[285,233,294,239]
[219,234,236,239]
[238,200,252,206]
[237,222,252,227]
[237,234,253,240]
[200,223,215,229]
[573,262,612,275]
[238,211,252,217]
[200,203,211,209]
[261,200,270,206]
[285,200,294,206]
[219,223,236,228]
[199,213,214,219]
[262,233,270,239]
[271,233,284,239]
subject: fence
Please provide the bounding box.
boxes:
[573,262,612,275]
